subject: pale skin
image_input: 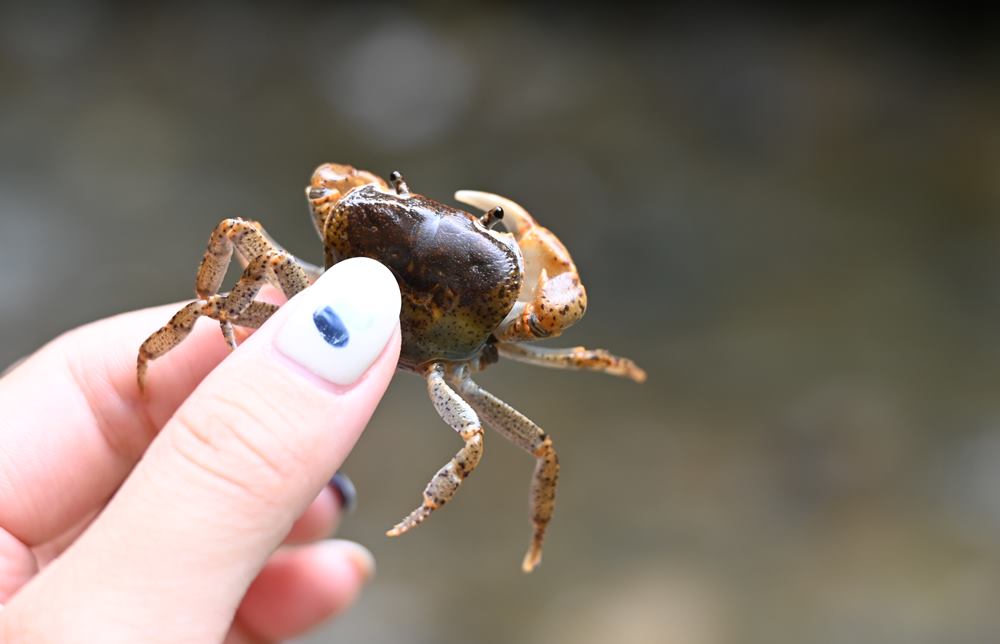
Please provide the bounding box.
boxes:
[0,294,399,643]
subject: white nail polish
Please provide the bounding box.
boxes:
[275,257,400,385]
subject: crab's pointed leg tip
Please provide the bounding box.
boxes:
[631,367,648,384]
[221,322,237,350]
[521,548,542,573]
[385,519,411,538]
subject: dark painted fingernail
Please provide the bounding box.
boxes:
[329,472,357,513]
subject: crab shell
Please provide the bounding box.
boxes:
[306,164,587,372]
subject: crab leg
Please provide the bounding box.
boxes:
[137,300,278,391]
[387,363,484,537]
[137,218,310,391]
[195,218,310,301]
[455,190,588,342]
[450,369,558,573]
[217,249,309,334]
[237,226,325,282]
[498,342,647,383]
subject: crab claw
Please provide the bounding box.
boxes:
[456,190,587,341]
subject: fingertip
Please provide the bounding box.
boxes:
[328,539,376,583]
[236,540,375,641]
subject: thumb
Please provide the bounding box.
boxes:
[3,257,401,643]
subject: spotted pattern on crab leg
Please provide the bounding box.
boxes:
[451,368,558,573]
[137,217,310,392]
[387,362,484,537]
[137,299,278,391]
[498,342,647,383]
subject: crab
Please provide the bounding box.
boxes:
[137,163,646,572]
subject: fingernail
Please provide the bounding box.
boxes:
[328,471,357,513]
[275,257,400,385]
[331,539,376,583]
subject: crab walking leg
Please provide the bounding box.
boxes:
[498,342,647,384]
[137,300,278,391]
[196,218,282,298]
[387,363,484,537]
[217,299,279,348]
[138,218,311,390]
[236,226,325,283]
[219,250,311,331]
[451,371,558,572]
[196,217,311,336]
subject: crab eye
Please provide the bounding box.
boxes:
[308,187,326,200]
[479,206,504,229]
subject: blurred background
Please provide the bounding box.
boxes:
[3,3,1000,643]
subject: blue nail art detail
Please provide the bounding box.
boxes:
[329,472,358,513]
[313,305,350,347]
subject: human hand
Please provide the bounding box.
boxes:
[0,258,402,643]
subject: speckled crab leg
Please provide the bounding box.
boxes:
[216,249,309,335]
[497,342,648,383]
[137,300,278,390]
[450,368,558,573]
[387,363,484,537]
[195,218,311,304]
[137,218,310,391]
[237,226,325,283]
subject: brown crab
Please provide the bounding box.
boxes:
[137,163,645,572]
